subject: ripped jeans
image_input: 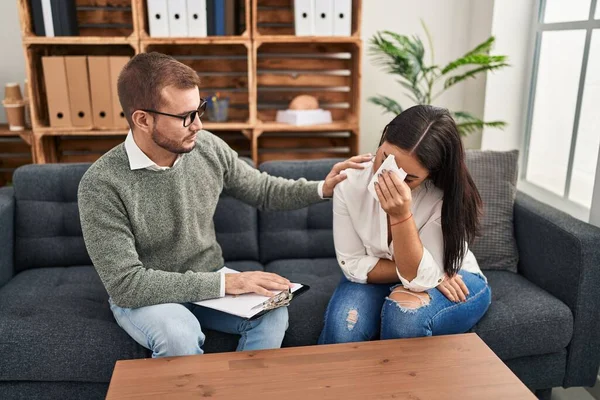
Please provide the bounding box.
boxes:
[318,271,491,344]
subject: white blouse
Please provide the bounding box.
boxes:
[333,161,484,292]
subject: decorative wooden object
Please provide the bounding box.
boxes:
[14,0,362,166]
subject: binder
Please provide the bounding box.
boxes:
[109,57,131,129]
[293,0,314,36]
[41,56,72,127]
[64,56,93,127]
[206,0,215,35]
[214,0,225,36]
[147,0,170,37]
[167,0,188,37]
[186,0,207,37]
[224,0,235,36]
[333,0,352,36]
[50,0,79,36]
[314,0,334,36]
[87,57,114,128]
[31,0,46,36]
[40,0,54,37]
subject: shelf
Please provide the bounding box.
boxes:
[203,122,252,131]
[140,36,251,46]
[0,124,33,145]
[23,35,137,46]
[256,122,357,133]
[255,35,361,44]
[33,123,252,136]
[34,126,129,137]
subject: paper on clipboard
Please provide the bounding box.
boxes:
[193,267,306,319]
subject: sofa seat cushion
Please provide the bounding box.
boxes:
[472,271,573,359]
[0,261,265,382]
[0,266,147,383]
[264,258,343,347]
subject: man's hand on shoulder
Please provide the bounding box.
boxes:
[225,271,293,297]
[322,154,373,198]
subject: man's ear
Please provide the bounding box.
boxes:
[131,110,152,133]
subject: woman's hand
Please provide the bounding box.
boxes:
[437,274,469,303]
[374,169,412,222]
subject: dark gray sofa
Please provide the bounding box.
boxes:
[1,159,600,400]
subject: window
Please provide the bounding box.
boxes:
[522,0,600,214]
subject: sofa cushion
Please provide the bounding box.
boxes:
[258,160,340,263]
[466,150,519,272]
[12,159,260,269]
[215,195,259,262]
[473,270,573,360]
[265,258,343,347]
[0,266,147,383]
[13,164,92,272]
[0,260,264,382]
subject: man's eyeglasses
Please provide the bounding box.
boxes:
[141,98,207,127]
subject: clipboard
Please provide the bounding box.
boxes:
[248,284,310,320]
[193,267,310,320]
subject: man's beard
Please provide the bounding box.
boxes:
[152,125,196,154]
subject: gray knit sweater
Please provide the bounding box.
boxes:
[78,131,322,308]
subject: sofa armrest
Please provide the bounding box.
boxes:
[514,191,600,387]
[0,186,14,288]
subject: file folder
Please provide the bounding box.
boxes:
[206,0,215,35]
[87,56,114,128]
[314,0,334,36]
[294,0,314,36]
[42,56,72,127]
[64,56,93,127]
[40,0,55,37]
[333,0,352,36]
[148,0,170,37]
[109,56,131,129]
[31,0,47,36]
[186,0,207,37]
[214,0,225,36]
[225,0,235,36]
[168,0,189,37]
[50,0,79,36]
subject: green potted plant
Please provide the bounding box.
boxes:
[368,22,510,136]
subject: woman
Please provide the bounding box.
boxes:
[319,105,491,344]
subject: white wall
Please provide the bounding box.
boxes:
[481,0,537,151]
[0,0,27,124]
[360,0,495,153]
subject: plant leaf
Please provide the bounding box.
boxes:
[464,37,496,57]
[368,95,404,115]
[368,31,426,83]
[444,63,510,89]
[441,54,508,75]
[397,80,424,103]
[456,119,507,136]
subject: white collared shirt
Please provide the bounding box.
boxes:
[333,160,484,292]
[124,130,327,297]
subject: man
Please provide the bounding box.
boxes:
[78,52,370,358]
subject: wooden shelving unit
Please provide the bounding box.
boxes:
[14,0,362,166]
[0,124,33,185]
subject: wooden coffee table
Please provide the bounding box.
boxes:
[107,333,536,399]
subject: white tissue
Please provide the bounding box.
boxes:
[368,154,407,202]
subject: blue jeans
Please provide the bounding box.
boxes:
[109,299,288,358]
[318,271,491,344]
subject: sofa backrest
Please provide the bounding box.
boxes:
[258,159,340,263]
[11,160,259,272]
[13,164,92,272]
